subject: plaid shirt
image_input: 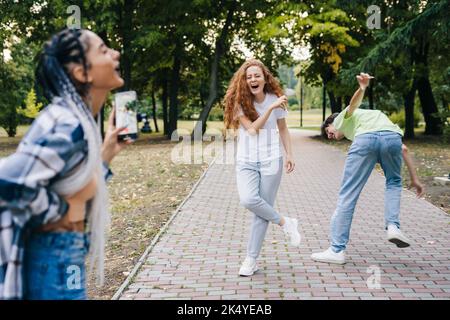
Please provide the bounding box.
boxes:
[0,99,112,299]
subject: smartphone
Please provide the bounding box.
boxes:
[114,91,138,141]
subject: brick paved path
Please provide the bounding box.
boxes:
[114,130,450,300]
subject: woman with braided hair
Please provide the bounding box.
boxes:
[0,28,131,299]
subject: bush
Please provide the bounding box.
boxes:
[436,106,450,143]
[208,104,223,121]
[180,105,197,120]
[389,107,422,129]
[289,104,300,111]
[288,96,298,105]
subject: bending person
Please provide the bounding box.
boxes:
[312,73,424,264]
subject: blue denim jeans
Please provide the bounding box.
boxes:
[236,157,283,259]
[330,131,403,253]
[24,232,90,300]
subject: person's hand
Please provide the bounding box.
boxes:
[271,95,288,111]
[101,107,134,165]
[409,179,425,198]
[285,154,295,174]
[356,72,374,91]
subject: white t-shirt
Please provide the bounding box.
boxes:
[236,93,287,162]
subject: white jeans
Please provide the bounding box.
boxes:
[236,157,283,259]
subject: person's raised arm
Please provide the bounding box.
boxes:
[402,144,425,197]
[101,107,133,165]
[347,73,374,117]
[238,95,287,135]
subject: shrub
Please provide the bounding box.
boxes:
[289,104,300,111]
[208,104,223,121]
[436,106,450,143]
[288,96,298,105]
[389,107,422,128]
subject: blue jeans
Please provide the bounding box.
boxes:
[236,157,283,259]
[24,232,90,300]
[330,131,403,253]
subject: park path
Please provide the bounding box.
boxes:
[114,130,450,300]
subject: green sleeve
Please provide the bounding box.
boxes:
[333,108,348,131]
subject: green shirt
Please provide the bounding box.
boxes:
[333,107,403,141]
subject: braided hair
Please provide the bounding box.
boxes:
[36,28,91,104]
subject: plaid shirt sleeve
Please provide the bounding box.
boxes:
[0,105,89,228]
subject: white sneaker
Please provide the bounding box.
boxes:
[282,217,301,247]
[239,257,258,276]
[311,247,346,264]
[387,225,410,248]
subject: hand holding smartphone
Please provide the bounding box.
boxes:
[114,91,138,141]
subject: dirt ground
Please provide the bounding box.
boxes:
[85,135,209,299]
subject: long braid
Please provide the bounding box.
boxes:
[35,28,110,286]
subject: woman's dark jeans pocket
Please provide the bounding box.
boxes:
[24,232,88,300]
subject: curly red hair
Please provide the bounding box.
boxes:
[223,59,284,130]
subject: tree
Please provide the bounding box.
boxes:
[340,0,450,136]
[192,1,236,139]
[17,89,43,119]
[0,36,35,137]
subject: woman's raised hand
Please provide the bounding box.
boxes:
[356,72,374,91]
[271,95,288,111]
[101,107,134,165]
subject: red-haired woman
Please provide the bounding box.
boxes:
[223,59,301,276]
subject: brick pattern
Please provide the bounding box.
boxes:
[116,130,450,300]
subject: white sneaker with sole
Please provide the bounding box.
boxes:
[282,217,301,247]
[239,257,258,276]
[387,225,410,248]
[311,247,346,264]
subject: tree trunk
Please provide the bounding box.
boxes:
[327,91,342,113]
[162,76,169,136]
[199,92,205,111]
[404,80,417,139]
[368,83,374,109]
[417,76,442,135]
[120,0,134,91]
[414,37,442,135]
[336,96,342,112]
[327,90,336,113]
[151,89,159,132]
[168,43,181,137]
[322,82,327,121]
[344,95,351,107]
[192,4,235,140]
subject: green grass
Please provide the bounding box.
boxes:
[0,108,328,142]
